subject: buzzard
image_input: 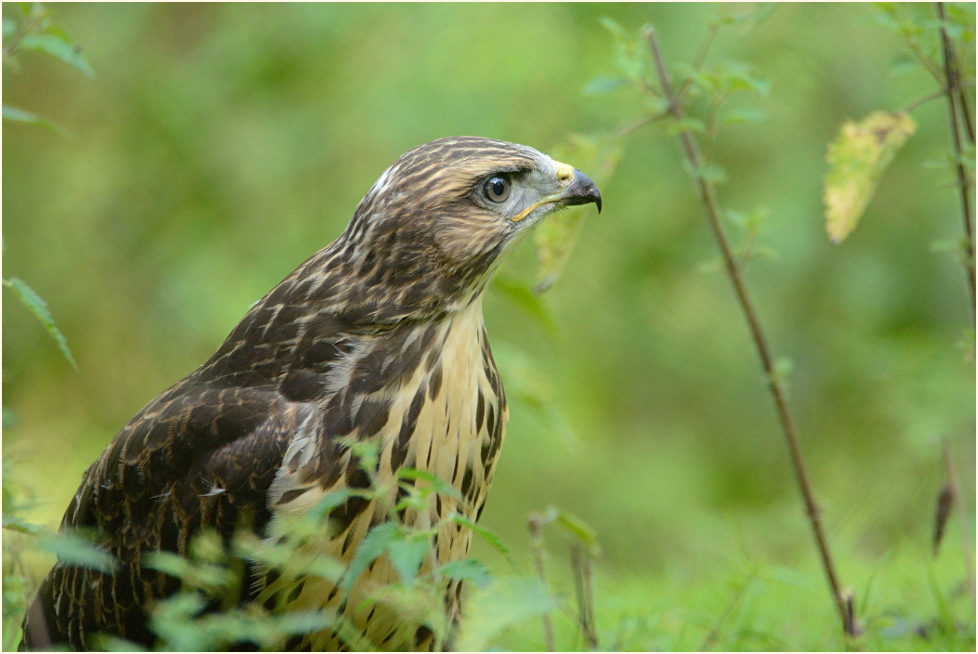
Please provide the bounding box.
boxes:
[20,136,601,651]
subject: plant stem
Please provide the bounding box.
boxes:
[528,515,556,652]
[935,2,976,325]
[942,439,976,612]
[644,24,857,638]
[570,543,598,650]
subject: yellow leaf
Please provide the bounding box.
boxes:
[823,111,916,244]
[534,133,622,293]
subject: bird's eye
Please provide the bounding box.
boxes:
[483,175,511,203]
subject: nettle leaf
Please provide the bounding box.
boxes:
[438,559,492,590]
[40,532,118,574]
[824,111,917,243]
[455,577,561,651]
[3,276,78,369]
[583,75,629,95]
[397,467,461,500]
[20,32,94,77]
[343,522,398,593]
[451,514,513,565]
[385,531,433,583]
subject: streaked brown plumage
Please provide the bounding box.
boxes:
[20,136,601,651]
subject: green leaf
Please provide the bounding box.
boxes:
[396,467,461,499]
[533,132,622,293]
[3,18,16,38]
[451,515,514,566]
[2,513,44,534]
[598,15,628,41]
[691,163,728,185]
[385,531,432,583]
[823,111,917,243]
[554,508,601,553]
[309,488,353,520]
[583,75,629,95]
[455,577,561,651]
[668,117,706,134]
[491,275,556,336]
[438,559,492,590]
[40,532,118,574]
[343,522,398,593]
[721,107,767,124]
[2,104,63,134]
[20,33,94,77]
[3,277,78,369]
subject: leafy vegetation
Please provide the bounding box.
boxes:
[3,3,975,651]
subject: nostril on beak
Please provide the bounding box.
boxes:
[553,161,576,184]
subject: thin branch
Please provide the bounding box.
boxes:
[676,20,721,107]
[644,24,857,638]
[936,2,977,325]
[902,88,949,115]
[528,515,556,652]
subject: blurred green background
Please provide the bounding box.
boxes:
[3,3,975,649]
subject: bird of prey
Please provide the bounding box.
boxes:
[20,136,601,651]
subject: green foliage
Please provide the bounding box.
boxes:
[3,3,976,652]
[455,576,561,652]
[2,276,78,370]
[2,2,92,128]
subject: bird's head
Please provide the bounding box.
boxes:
[327,136,601,318]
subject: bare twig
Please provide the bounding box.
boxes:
[528,515,556,652]
[644,24,857,638]
[570,543,598,650]
[935,2,977,325]
[942,439,976,611]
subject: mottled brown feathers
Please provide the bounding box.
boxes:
[21,136,600,651]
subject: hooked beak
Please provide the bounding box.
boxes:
[558,168,602,214]
[511,162,603,223]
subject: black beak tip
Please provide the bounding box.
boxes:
[566,169,602,214]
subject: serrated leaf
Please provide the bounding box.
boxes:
[40,532,118,574]
[824,111,916,243]
[397,467,461,499]
[455,577,561,651]
[343,522,398,593]
[3,277,78,369]
[20,33,94,77]
[583,75,629,95]
[385,532,432,583]
[438,559,492,590]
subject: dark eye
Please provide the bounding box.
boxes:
[483,174,511,203]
